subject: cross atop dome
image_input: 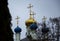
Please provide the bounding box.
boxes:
[16,16,20,26]
[27,4,33,14]
[27,4,36,19]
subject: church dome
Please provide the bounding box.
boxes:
[30,23,38,30]
[42,27,49,34]
[25,18,36,27]
[14,26,22,33]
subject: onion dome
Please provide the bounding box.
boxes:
[42,27,49,34]
[30,23,38,30]
[14,26,22,33]
[25,18,36,27]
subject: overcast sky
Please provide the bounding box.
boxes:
[8,0,60,39]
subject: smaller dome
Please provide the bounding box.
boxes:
[14,26,22,33]
[30,23,38,30]
[42,27,49,34]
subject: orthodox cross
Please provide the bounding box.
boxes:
[27,4,35,19]
[16,16,20,26]
[28,4,33,14]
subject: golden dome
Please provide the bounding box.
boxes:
[25,18,36,27]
